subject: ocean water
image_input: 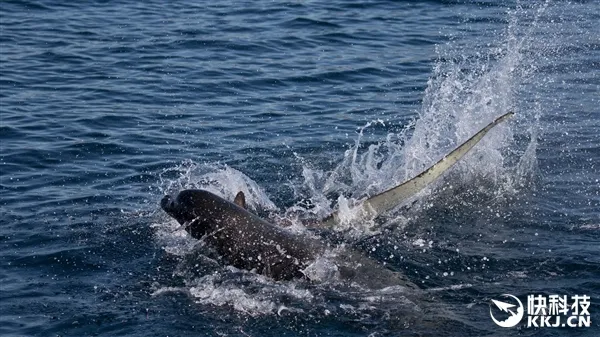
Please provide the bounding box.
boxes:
[1,0,598,336]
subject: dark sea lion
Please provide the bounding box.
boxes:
[161,189,324,280]
[161,189,418,289]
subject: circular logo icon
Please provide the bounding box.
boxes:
[489,294,524,328]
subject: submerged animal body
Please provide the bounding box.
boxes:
[160,112,514,288]
[161,189,323,280]
[162,189,418,289]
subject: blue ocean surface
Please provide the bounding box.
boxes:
[1,0,598,336]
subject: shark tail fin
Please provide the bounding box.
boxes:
[321,111,515,228]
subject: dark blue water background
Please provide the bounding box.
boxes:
[1,0,598,336]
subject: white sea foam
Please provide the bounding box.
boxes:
[158,161,278,213]
[186,273,313,316]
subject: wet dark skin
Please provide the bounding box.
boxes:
[161,189,325,280]
[161,189,419,289]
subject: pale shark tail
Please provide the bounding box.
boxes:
[321,111,515,228]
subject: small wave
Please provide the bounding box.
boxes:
[186,273,313,316]
[282,17,341,29]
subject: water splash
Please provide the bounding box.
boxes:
[152,2,556,317]
[157,160,278,213]
[297,4,546,235]
[187,273,313,316]
[153,161,281,256]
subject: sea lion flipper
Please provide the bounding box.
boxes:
[234,191,247,209]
